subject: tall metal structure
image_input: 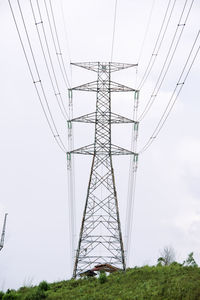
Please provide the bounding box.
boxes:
[68,62,138,277]
[0,213,8,251]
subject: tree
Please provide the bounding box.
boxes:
[157,246,176,266]
[183,252,198,267]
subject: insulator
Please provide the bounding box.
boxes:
[67,160,71,170]
[68,89,72,99]
[134,90,140,100]
[133,154,139,172]
[67,152,71,161]
[134,122,139,131]
[67,120,72,129]
[134,153,139,163]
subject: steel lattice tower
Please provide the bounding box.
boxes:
[0,213,8,251]
[68,62,138,277]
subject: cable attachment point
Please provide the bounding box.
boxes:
[134,90,140,100]
[68,120,73,137]
[68,89,73,108]
[67,152,72,169]
[134,90,140,109]
[133,153,139,172]
[134,121,139,141]
[67,120,72,129]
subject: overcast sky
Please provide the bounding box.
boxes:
[0,0,200,291]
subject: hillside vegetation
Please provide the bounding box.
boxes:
[1,264,200,300]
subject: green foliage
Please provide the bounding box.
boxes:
[157,257,165,266]
[24,288,46,300]
[183,252,198,267]
[7,265,200,300]
[2,290,18,300]
[98,271,107,284]
[0,292,4,300]
[38,281,49,292]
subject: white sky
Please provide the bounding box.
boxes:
[0,0,200,291]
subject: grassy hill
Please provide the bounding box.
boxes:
[2,265,200,299]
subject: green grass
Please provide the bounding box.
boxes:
[2,265,200,299]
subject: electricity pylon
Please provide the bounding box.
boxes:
[67,62,138,277]
[0,213,8,251]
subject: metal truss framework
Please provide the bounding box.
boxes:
[68,62,138,277]
[0,213,8,251]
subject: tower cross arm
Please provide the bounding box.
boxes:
[72,81,136,92]
[71,62,138,73]
[69,144,137,156]
[71,112,137,124]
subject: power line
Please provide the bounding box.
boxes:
[137,0,176,90]
[137,0,156,64]
[125,91,139,264]
[42,0,70,90]
[111,0,118,62]
[126,167,138,265]
[138,0,194,122]
[17,0,67,151]
[8,0,67,153]
[67,90,75,273]
[30,0,69,121]
[59,0,72,81]
[139,30,200,154]
[48,0,71,88]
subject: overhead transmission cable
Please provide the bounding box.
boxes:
[35,0,75,271]
[30,0,69,121]
[48,0,71,88]
[126,0,195,259]
[137,0,156,65]
[59,0,71,63]
[138,0,176,90]
[139,30,200,154]
[53,0,75,267]
[59,0,72,86]
[125,1,157,260]
[138,0,195,122]
[125,90,139,265]
[42,0,71,89]
[8,0,67,153]
[111,0,118,62]
[67,89,75,273]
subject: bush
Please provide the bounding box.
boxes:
[24,288,46,300]
[0,292,4,300]
[2,291,18,300]
[38,281,49,291]
[98,271,107,284]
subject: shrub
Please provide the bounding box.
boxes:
[98,271,107,284]
[2,291,18,300]
[24,288,46,300]
[38,281,49,291]
[0,292,4,300]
